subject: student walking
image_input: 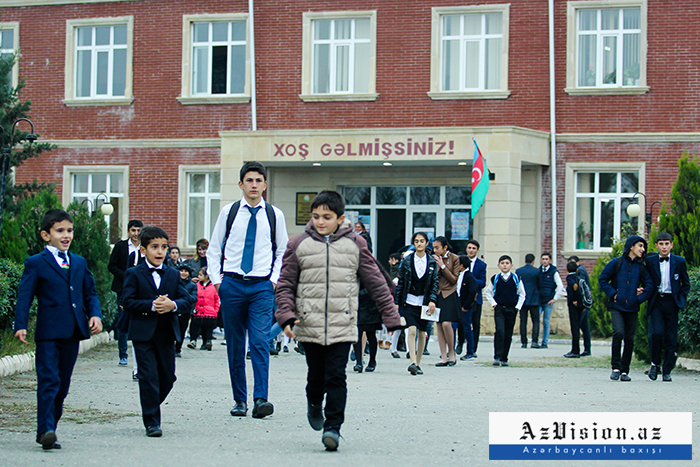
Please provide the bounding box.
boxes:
[188,268,220,351]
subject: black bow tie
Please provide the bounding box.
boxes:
[149,267,165,276]
[660,257,670,263]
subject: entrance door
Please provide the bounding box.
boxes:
[376,209,406,261]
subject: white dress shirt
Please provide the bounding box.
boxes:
[207,198,289,285]
[484,272,527,310]
[659,257,672,293]
[456,270,465,297]
[541,266,565,301]
[46,245,70,267]
[145,259,163,289]
[406,252,428,307]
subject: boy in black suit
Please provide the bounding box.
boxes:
[14,209,103,450]
[645,232,690,382]
[122,226,195,437]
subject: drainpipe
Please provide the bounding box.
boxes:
[548,0,557,266]
[249,0,257,131]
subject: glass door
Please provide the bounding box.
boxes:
[408,208,440,244]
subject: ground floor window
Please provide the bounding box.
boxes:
[185,171,220,248]
[342,185,471,260]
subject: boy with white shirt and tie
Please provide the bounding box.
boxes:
[645,232,690,382]
[207,161,289,419]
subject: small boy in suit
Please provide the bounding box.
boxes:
[121,226,195,437]
[564,261,583,358]
[14,209,103,450]
[457,255,477,359]
[483,255,526,367]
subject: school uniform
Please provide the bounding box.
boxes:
[121,261,195,429]
[14,247,102,441]
[484,272,526,364]
[646,253,690,377]
[457,269,477,356]
[470,257,487,354]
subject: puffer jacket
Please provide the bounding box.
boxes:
[394,251,440,306]
[598,234,654,313]
[195,281,220,318]
[275,219,400,345]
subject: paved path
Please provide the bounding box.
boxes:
[1,337,698,466]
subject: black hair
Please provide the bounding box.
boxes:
[567,255,580,262]
[198,267,209,278]
[127,219,144,230]
[310,190,345,217]
[566,261,578,273]
[177,263,193,277]
[467,239,480,249]
[411,231,429,245]
[41,209,73,233]
[139,226,169,247]
[459,255,471,269]
[355,221,366,232]
[239,161,267,182]
[656,232,673,243]
[389,252,402,261]
[525,253,535,264]
[433,236,450,251]
[169,246,180,255]
[498,255,512,264]
[541,252,552,260]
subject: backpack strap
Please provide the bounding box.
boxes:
[221,201,241,269]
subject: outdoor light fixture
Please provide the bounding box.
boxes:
[81,193,114,216]
[626,191,660,234]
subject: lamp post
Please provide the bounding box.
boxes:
[80,193,114,217]
[626,191,661,235]
[0,118,38,240]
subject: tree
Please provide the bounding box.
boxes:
[655,153,700,268]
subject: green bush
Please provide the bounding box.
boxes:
[0,188,61,262]
[678,267,700,354]
[0,258,36,353]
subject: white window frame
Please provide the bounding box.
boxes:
[0,22,20,89]
[429,4,510,100]
[563,162,645,259]
[300,10,378,102]
[63,16,134,107]
[178,14,250,105]
[565,0,648,96]
[178,165,221,252]
[62,165,130,245]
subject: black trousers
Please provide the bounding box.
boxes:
[472,303,483,354]
[580,308,591,353]
[304,342,351,431]
[649,295,680,375]
[519,305,540,345]
[610,310,638,374]
[133,318,177,428]
[353,325,378,366]
[567,304,582,355]
[175,314,191,353]
[493,305,517,362]
[189,316,217,343]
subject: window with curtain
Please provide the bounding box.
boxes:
[191,21,247,95]
[577,7,641,87]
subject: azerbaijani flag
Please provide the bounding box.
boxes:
[471,139,489,219]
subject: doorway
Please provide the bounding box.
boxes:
[376,209,406,263]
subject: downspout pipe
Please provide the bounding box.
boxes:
[548,0,557,266]
[249,0,257,131]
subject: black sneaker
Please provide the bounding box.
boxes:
[408,363,418,375]
[531,343,541,349]
[307,402,324,431]
[620,373,631,382]
[610,369,621,381]
[500,361,509,367]
[415,366,424,375]
[322,428,340,451]
[648,364,658,381]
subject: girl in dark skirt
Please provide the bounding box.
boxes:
[432,237,462,366]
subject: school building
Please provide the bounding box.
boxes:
[4,0,699,331]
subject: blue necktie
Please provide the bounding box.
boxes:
[57,251,69,269]
[241,206,261,273]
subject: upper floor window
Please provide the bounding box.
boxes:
[429,5,510,100]
[0,24,19,88]
[179,14,250,105]
[300,11,378,102]
[64,17,134,106]
[566,1,648,96]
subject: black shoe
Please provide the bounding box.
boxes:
[460,354,473,361]
[521,343,527,348]
[580,351,591,356]
[436,361,448,367]
[531,343,541,349]
[408,363,418,375]
[610,369,621,381]
[322,428,340,451]
[187,340,196,349]
[415,365,423,375]
[447,360,456,366]
[422,349,430,356]
[307,402,324,431]
[391,352,400,359]
[246,351,251,359]
[353,364,363,373]
[648,364,658,381]
[539,344,548,349]
[662,374,672,382]
[269,340,279,356]
[563,352,580,358]
[406,352,410,359]
[252,398,274,419]
[350,350,356,361]
[230,401,248,417]
[500,361,509,367]
[175,352,182,358]
[294,343,305,355]
[205,341,212,351]
[146,425,162,437]
[199,344,207,350]
[283,345,289,353]
[620,373,631,382]
[365,363,376,372]
[455,343,463,355]
[39,431,57,450]
[493,359,500,366]
[364,347,370,355]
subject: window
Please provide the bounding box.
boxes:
[565,163,644,255]
[63,166,129,245]
[0,23,19,88]
[179,14,250,105]
[429,5,510,100]
[566,1,648,95]
[179,168,221,248]
[64,17,134,106]
[300,11,378,102]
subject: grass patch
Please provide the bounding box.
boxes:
[0,327,35,358]
[476,355,650,370]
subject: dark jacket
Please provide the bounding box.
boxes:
[395,252,440,307]
[180,277,198,316]
[459,270,478,311]
[122,262,196,342]
[646,253,690,311]
[566,273,582,309]
[516,263,542,307]
[15,249,102,341]
[471,257,487,305]
[107,239,133,294]
[598,234,654,313]
[358,263,395,326]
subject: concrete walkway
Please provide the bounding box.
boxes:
[0,336,698,466]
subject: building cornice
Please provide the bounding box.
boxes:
[46,138,220,149]
[557,133,700,143]
[0,0,139,6]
